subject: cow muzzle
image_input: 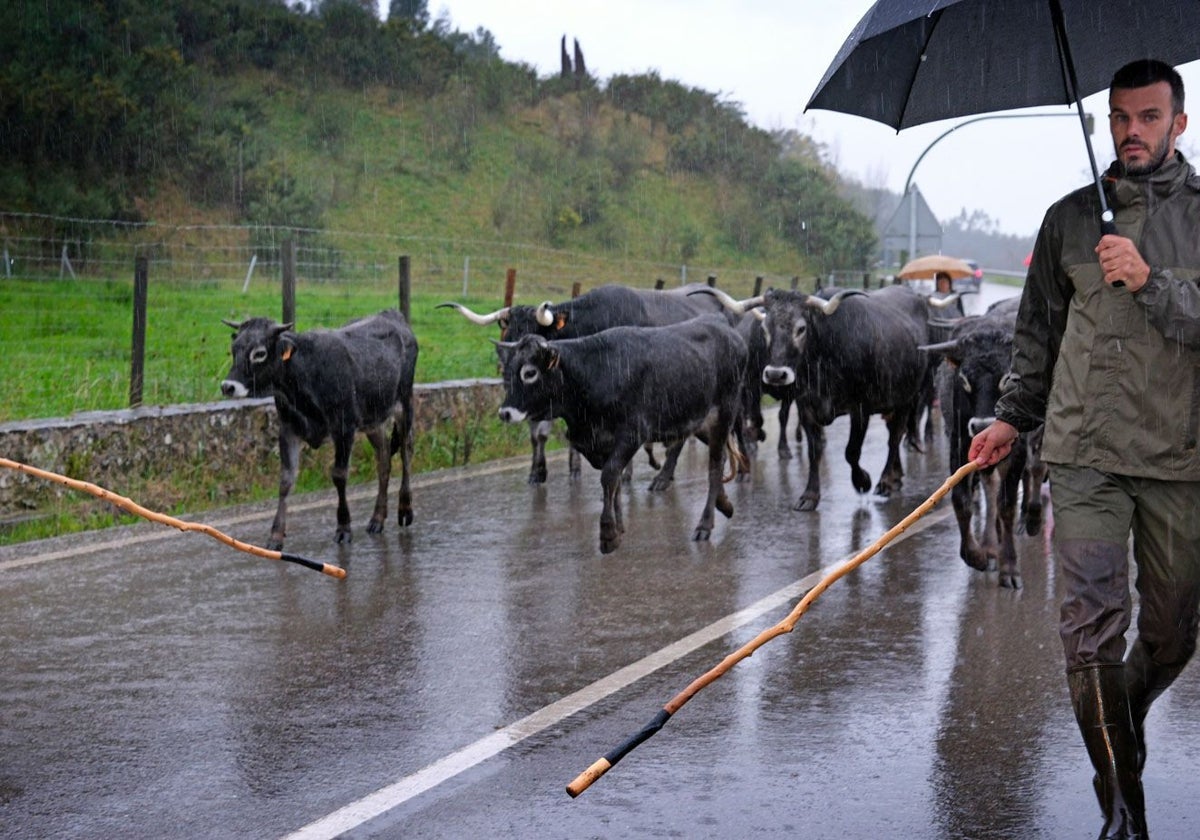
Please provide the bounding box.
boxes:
[762,366,796,387]
[498,406,527,424]
[221,379,250,399]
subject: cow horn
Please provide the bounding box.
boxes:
[927,292,962,309]
[918,340,960,354]
[437,302,510,326]
[222,318,244,330]
[805,289,857,315]
[688,286,763,315]
[535,301,555,327]
[490,338,519,350]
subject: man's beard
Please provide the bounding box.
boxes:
[1119,133,1171,176]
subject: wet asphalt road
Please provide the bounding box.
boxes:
[3,286,1200,840]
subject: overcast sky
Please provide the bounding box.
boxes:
[381,1,1200,237]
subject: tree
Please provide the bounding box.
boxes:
[388,0,429,30]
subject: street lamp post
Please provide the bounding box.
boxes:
[903,111,1093,261]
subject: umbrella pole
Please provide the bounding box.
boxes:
[565,461,980,798]
[1048,0,1117,236]
[0,457,346,579]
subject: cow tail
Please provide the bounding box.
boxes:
[723,434,747,483]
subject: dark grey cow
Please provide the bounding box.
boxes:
[703,284,930,511]
[440,283,728,486]
[495,314,747,553]
[220,310,418,550]
[921,296,1043,589]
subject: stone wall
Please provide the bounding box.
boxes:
[0,379,505,517]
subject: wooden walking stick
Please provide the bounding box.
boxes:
[566,460,980,798]
[0,457,346,579]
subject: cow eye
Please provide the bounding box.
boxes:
[792,322,806,347]
[760,320,770,346]
[250,346,268,365]
[520,363,539,384]
[958,371,973,394]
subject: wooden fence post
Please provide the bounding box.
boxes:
[753,276,763,296]
[129,255,148,408]
[504,268,517,308]
[281,239,296,326]
[398,255,411,322]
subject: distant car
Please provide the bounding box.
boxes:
[953,260,983,294]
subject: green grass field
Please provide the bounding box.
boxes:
[0,277,508,423]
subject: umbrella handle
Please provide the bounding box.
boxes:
[1100,212,1124,288]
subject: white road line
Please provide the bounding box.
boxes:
[281,505,952,840]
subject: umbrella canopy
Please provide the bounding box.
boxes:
[806,0,1200,131]
[897,254,976,280]
[806,0,1200,232]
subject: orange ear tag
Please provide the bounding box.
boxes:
[281,345,293,361]
[555,314,568,331]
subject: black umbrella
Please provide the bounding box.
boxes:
[806,0,1200,236]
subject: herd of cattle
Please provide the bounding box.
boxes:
[219,278,1047,588]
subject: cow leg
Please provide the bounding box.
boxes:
[846,410,872,495]
[794,420,825,511]
[528,419,550,484]
[996,455,1026,589]
[644,442,662,471]
[393,403,415,528]
[873,412,908,497]
[269,428,301,551]
[693,426,734,542]
[364,424,391,535]
[648,439,686,491]
[599,443,638,554]
[331,432,355,544]
[777,396,794,460]
[951,472,993,573]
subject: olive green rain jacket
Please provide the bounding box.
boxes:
[995,152,1200,480]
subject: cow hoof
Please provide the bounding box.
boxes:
[999,571,1023,590]
[692,526,712,542]
[527,472,547,485]
[367,519,384,535]
[873,479,900,497]
[852,469,873,494]
[397,509,414,528]
[793,495,820,512]
[600,538,620,554]
[777,448,793,461]
[962,550,994,573]
[267,537,284,552]
[648,477,673,492]
[1023,506,1044,536]
[335,530,353,544]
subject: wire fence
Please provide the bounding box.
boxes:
[1,211,817,301]
[0,212,828,422]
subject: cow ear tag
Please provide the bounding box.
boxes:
[555,313,568,331]
[281,343,294,362]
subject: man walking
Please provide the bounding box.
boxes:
[971,59,1200,839]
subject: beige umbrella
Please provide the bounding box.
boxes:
[897,254,975,281]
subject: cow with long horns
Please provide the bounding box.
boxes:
[920,296,1045,589]
[696,284,930,511]
[220,310,418,550]
[439,283,729,487]
[495,314,747,553]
